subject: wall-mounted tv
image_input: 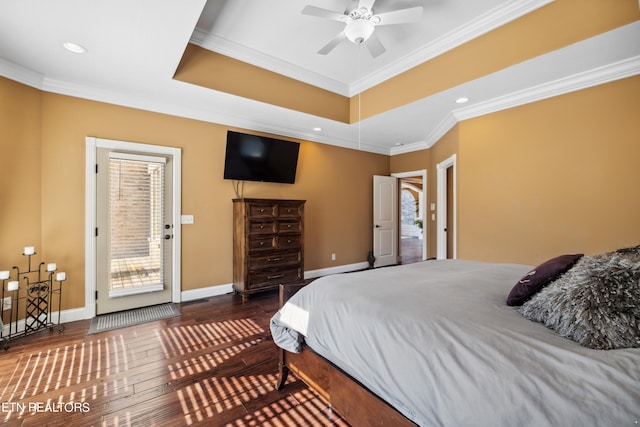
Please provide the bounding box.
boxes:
[223,131,300,184]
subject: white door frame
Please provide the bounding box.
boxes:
[436,154,456,260]
[392,169,428,261]
[85,136,182,316]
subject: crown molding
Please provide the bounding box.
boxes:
[347,0,553,95]
[190,0,553,97]
[7,52,637,158]
[2,17,636,158]
[389,140,430,156]
[389,52,640,156]
[454,55,640,122]
[190,29,350,96]
[0,58,44,89]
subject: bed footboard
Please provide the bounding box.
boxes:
[274,283,416,426]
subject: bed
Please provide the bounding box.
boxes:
[270,258,640,426]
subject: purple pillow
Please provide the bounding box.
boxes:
[507,254,583,306]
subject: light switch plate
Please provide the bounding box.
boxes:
[181,215,194,224]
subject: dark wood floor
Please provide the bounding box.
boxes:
[0,291,349,426]
[400,237,423,264]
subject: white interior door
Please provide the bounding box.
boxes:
[95,149,173,314]
[373,175,398,267]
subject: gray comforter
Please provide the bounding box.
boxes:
[270,260,640,426]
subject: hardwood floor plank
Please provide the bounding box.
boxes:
[0,292,347,426]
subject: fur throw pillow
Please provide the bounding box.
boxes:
[518,245,640,350]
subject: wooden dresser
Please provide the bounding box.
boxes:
[232,198,305,300]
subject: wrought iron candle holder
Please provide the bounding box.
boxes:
[0,246,67,350]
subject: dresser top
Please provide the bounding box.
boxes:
[233,198,306,204]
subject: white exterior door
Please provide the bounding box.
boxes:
[373,175,398,267]
[95,149,173,314]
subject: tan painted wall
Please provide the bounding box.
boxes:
[458,75,640,265]
[175,44,350,123]
[0,79,42,281]
[2,73,638,313]
[1,77,388,312]
[391,76,640,265]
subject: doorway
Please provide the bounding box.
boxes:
[436,155,456,259]
[393,170,427,264]
[86,137,182,316]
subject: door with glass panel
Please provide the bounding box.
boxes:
[96,149,173,315]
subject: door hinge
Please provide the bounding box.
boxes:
[95,290,98,300]
[95,164,98,173]
[95,227,99,237]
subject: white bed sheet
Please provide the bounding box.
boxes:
[270,260,640,426]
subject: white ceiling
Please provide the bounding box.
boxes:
[0,0,639,155]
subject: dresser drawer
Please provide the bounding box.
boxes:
[249,221,276,235]
[248,202,277,218]
[249,236,276,251]
[247,267,302,290]
[278,220,301,233]
[249,251,301,270]
[276,235,301,250]
[278,203,302,218]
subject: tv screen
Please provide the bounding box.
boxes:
[223,131,300,184]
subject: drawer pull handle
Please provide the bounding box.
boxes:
[267,257,284,262]
[260,208,265,213]
[267,274,285,280]
[287,224,292,228]
[260,225,265,229]
[259,242,265,246]
[287,209,292,213]
[287,240,292,244]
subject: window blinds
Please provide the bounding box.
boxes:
[108,153,165,294]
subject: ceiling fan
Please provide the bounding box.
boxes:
[302,0,423,58]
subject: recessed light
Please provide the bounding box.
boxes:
[313,127,323,132]
[456,97,469,104]
[63,42,88,54]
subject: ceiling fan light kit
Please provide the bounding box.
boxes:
[345,19,375,44]
[302,0,423,57]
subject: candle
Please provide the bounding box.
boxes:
[24,246,35,255]
[0,271,9,280]
[47,263,57,272]
[7,281,19,291]
[56,272,66,281]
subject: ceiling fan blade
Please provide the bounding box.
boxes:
[357,0,376,11]
[365,33,385,58]
[302,5,347,22]
[374,6,423,25]
[318,32,347,55]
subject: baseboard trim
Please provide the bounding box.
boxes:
[181,283,233,302]
[305,262,370,279]
[5,262,368,334]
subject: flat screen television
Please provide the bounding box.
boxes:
[223,131,300,184]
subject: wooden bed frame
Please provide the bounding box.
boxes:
[274,283,416,426]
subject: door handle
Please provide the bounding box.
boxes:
[375,224,381,228]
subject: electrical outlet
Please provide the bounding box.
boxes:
[2,297,11,311]
[331,253,336,261]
